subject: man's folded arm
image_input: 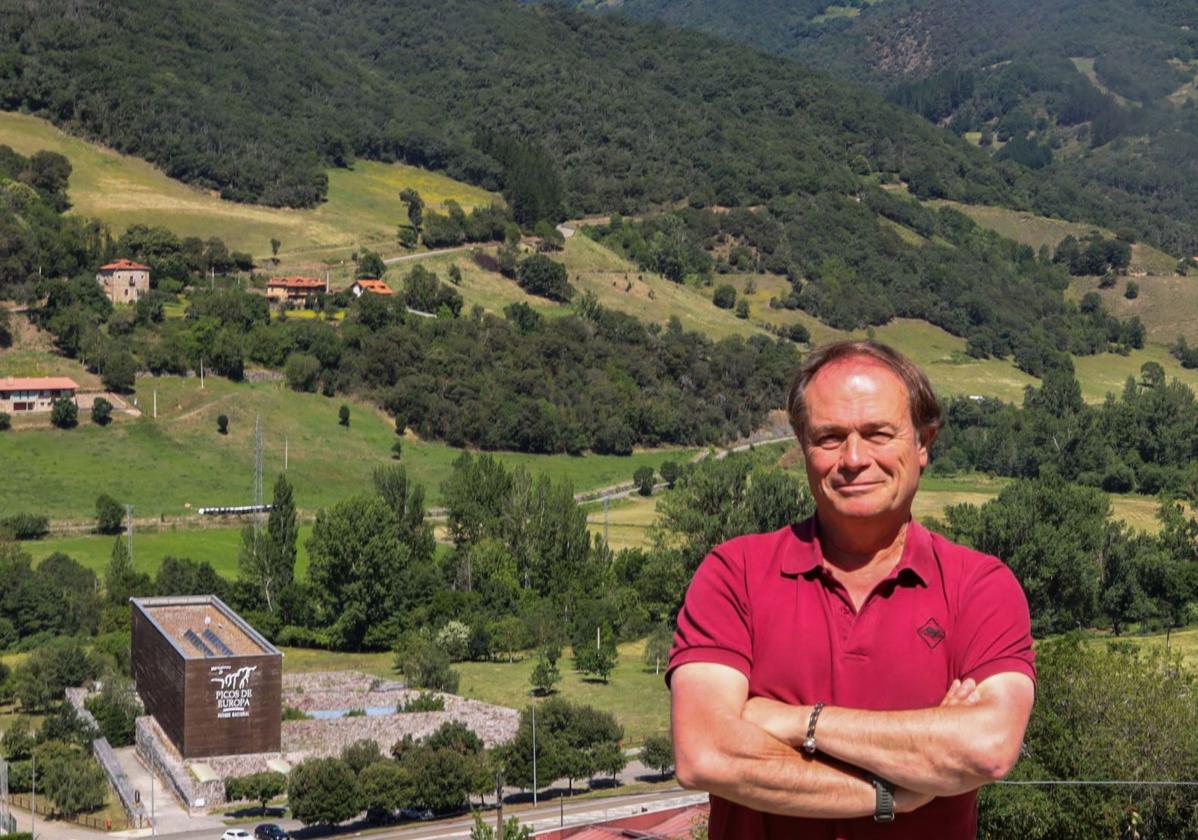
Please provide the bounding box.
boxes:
[743,671,1035,798]
[671,662,932,818]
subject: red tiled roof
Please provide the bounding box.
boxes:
[0,376,79,393]
[355,278,394,295]
[99,258,151,271]
[267,276,325,290]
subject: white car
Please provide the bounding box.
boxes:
[222,830,252,840]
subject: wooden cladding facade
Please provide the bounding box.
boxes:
[182,654,281,757]
[131,605,187,750]
[131,597,282,759]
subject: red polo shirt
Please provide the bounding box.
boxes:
[668,518,1035,839]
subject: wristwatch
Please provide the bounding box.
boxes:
[801,702,825,755]
[867,774,896,823]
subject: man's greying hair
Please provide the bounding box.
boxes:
[787,340,944,444]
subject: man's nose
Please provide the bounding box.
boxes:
[841,432,869,469]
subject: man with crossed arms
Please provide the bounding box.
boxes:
[668,340,1035,837]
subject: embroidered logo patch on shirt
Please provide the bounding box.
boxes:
[918,617,946,649]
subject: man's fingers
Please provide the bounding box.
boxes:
[941,677,978,707]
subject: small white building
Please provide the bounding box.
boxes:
[97,259,151,304]
[350,278,394,297]
[0,376,79,413]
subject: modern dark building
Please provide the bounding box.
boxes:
[131,595,282,759]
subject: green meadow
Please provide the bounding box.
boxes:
[0,111,498,263]
[0,373,696,521]
[280,639,671,744]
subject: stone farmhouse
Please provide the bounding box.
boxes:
[266,276,326,307]
[350,278,393,297]
[0,376,78,413]
[97,259,151,304]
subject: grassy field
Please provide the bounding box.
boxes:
[927,199,1176,275]
[585,495,661,551]
[281,639,671,744]
[0,111,498,262]
[1069,274,1198,345]
[23,523,316,579]
[0,372,696,521]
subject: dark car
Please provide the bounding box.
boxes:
[254,825,290,840]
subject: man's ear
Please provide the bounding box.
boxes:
[918,425,938,467]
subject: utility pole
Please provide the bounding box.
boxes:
[603,496,609,546]
[494,771,504,840]
[126,504,135,567]
[253,414,264,547]
[532,703,538,806]
[153,389,157,419]
[200,358,205,389]
[284,436,288,471]
[30,750,34,840]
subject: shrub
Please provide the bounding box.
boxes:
[50,396,77,429]
[634,466,656,496]
[735,298,750,319]
[95,493,125,534]
[399,691,445,713]
[0,513,49,540]
[338,404,350,427]
[399,638,461,693]
[712,285,736,309]
[282,704,309,721]
[1124,281,1140,299]
[0,411,9,430]
[217,414,228,434]
[284,353,322,392]
[435,620,472,662]
[91,397,113,425]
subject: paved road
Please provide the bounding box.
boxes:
[9,786,701,840]
[382,246,476,266]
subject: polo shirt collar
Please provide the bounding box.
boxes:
[782,516,933,586]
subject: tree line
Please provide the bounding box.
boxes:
[585,195,1146,372]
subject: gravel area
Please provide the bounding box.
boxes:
[279,670,520,757]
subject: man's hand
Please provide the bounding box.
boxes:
[741,672,1033,798]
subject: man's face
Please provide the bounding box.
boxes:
[801,358,928,527]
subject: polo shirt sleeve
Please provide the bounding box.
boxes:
[666,547,752,687]
[956,558,1036,687]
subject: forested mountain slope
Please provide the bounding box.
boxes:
[0,0,1156,376]
[0,0,1032,215]
[555,0,1198,254]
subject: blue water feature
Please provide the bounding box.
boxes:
[306,706,396,719]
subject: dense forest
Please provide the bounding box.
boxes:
[0,0,1101,226]
[554,0,1198,254]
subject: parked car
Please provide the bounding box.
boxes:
[254,825,290,840]
[400,807,435,822]
[222,830,252,840]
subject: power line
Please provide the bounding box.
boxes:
[998,780,1198,787]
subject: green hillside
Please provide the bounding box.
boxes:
[0,372,693,521]
[555,0,1198,256]
[0,0,1031,216]
[0,111,498,262]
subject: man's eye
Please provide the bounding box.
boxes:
[817,436,842,447]
[869,431,894,442]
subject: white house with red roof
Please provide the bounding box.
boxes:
[97,258,151,304]
[350,278,394,297]
[0,376,79,414]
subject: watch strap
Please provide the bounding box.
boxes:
[801,702,825,755]
[868,774,895,823]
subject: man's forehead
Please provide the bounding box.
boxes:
[806,357,910,405]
